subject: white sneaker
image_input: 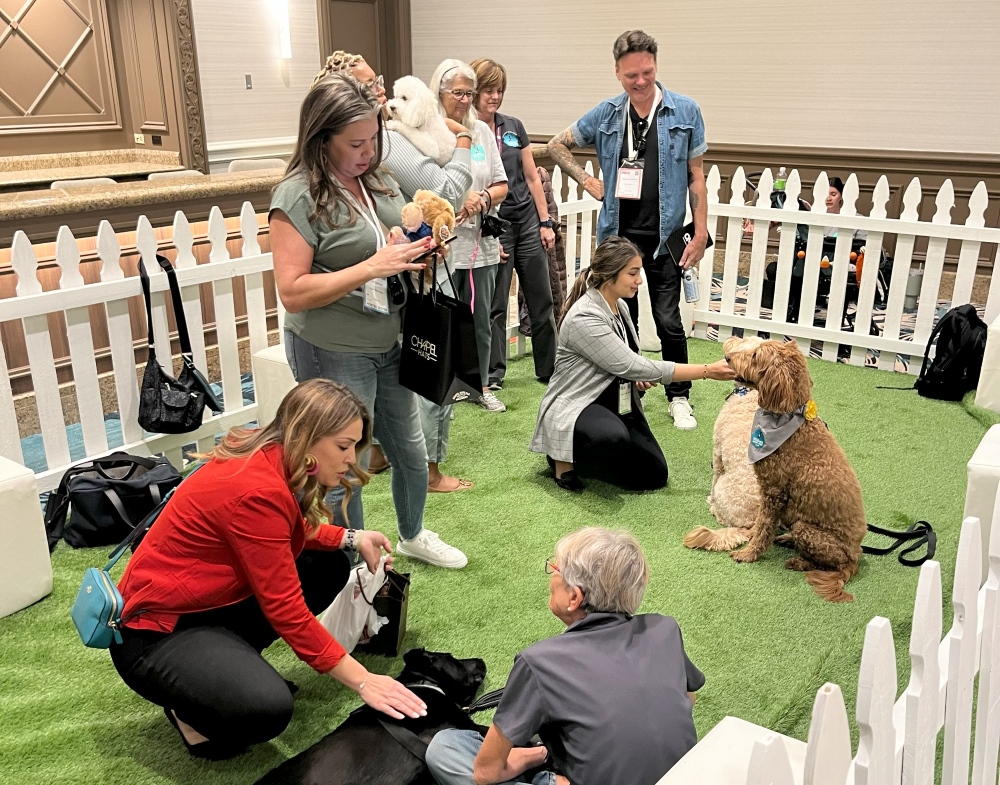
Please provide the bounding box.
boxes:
[396,528,468,569]
[669,398,697,431]
[477,391,507,412]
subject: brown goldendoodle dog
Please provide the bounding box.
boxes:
[721,336,867,602]
[684,386,763,551]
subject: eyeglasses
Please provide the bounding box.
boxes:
[367,74,385,91]
[544,557,560,575]
[443,89,477,101]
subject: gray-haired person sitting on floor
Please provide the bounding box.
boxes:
[425,527,705,785]
[530,236,735,493]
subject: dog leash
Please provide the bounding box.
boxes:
[862,521,936,567]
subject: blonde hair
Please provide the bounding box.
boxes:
[470,58,507,109]
[313,50,365,87]
[282,73,394,229]
[428,59,478,131]
[560,236,641,327]
[555,527,650,614]
[199,379,371,534]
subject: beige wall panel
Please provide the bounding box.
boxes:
[119,0,170,131]
[411,0,1000,154]
[326,0,380,66]
[0,0,120,133]
[191,0,322,149]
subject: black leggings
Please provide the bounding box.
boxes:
[573,404,669,491]
[110,549,351,749]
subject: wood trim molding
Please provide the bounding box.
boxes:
[173,0,208,172]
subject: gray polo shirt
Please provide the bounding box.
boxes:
[493,612,703,785]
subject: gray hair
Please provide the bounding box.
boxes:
[555,527,649,614]
[429,58,478,131]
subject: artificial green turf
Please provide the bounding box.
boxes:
[1,338,997,784]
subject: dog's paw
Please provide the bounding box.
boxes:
[730,548,760,564]
[774,533,795,548]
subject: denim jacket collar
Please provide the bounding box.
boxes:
[607,82,677,115]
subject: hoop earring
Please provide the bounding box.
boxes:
[304,454,320,476]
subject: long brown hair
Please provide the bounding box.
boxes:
[559,236,641,327]
[200,379,371,534]
[282,73,395,230]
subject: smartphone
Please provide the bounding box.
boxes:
[411,234,456,264]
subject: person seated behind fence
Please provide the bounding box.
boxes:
[530,236,735,493]
[109,379,427,760]
[823,176,867,242]
[426,527,705,785]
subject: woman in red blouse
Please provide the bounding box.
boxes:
[110,379,427,759]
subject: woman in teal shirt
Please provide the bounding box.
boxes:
[269,73,468,569]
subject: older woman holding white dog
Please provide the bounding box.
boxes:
[426,527,705,785]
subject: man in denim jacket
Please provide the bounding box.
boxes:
[548,30,709,431]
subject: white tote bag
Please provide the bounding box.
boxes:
[319,555,389,653]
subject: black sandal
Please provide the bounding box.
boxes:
[554,470,585,493]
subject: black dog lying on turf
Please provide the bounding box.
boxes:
[254,648,489,785]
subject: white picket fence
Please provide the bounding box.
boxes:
[538,163,1000,372]
[2,165,997,490]
[731,492,1000,785]
[0,203,275,494]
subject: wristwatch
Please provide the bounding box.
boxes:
[539,219,555,229]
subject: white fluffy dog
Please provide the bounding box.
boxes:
[386,76,456,167]
[684,386,764,551]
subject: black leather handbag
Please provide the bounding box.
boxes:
[44,452,183,550]
[138,255,222,434]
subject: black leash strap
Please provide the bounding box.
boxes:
[377,720,429,762]
[862,521,936,567]
[465,687,505,714]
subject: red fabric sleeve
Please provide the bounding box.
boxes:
[304,522,346,550]
[224,491,346,673]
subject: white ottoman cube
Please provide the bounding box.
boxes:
[965,425,1000,583]
[0,457,53,618]
[976,314,1000,414]
[252,343,297,428]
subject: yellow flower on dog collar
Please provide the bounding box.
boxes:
[804,400,818,420]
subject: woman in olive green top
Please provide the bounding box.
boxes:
[269,73,468,569]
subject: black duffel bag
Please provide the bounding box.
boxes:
[44,452,183,550]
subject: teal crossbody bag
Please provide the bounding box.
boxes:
[70,464,201,648]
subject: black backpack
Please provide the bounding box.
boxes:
[914,304,988,401]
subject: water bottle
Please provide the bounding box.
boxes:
[683,267,700,303]
[774,166,787,192]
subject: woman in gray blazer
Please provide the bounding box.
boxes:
[531,237,735,492]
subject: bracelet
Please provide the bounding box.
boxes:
[702,364,709,379]
[357,675,368,692]
[455,131,473,140]
[343,528,363,551]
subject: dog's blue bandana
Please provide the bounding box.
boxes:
[748,404,808,464]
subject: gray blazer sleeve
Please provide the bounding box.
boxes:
[563,310,675,383]
[384,130,473,210]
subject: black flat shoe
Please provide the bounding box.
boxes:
[546,455,556,473]
[554,470,585,493]
[164,708,243,761]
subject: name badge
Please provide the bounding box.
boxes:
[471,143,486,162]
[616,161,643,200]
[618,381,632,415]
[364,278,390,314]
[502,131,521,148]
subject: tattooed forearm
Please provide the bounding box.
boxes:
[547,129,591,185]
[689,193,700,210]
[687,168,694,186]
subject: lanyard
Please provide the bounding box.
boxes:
[351,181,386,251]
[494,122,503,153]
[624,86,661,161]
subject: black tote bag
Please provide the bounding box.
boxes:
[399,255,483,406]
[138,255,223,434]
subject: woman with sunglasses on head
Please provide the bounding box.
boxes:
[531,236,735,493]
[110,380,427,760]
[270,73,467,569]
[470,58,558,392]
[426,527,705,785]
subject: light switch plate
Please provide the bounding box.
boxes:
[134,133,145,144]
[245,74,253,90]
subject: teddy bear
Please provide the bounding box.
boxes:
[389,190,456,290]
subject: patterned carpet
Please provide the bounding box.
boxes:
[702,275,987,374]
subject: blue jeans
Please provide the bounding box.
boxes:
[284,332,426,541]
[426,729,555,785]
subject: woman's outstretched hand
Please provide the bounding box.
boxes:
[706,359,737,381]
[359,673,427,720]
[365,238,432,279]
